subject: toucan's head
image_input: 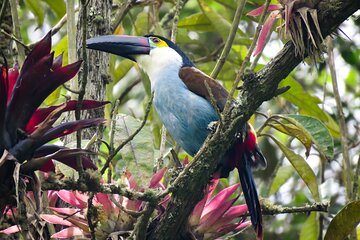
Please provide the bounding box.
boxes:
[86,35,194,77]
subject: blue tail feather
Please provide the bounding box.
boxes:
[237,152,263,239]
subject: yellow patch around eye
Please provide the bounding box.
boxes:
[156,39,168,48]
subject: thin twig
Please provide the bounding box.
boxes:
[27,7,80,49]
[239,201,329,218]
[155,125,167,171]
[8,0,25,65]
[0,0,7,25]
[62,83,80,94]
[210,0,246,79]
[154,0,186,171]
[223,0,271,114]
[160,0,188,29]
[204,81,222,121]
[193,42,225,64]
[111,0,137,32]
[67,0,78,98]
[170,0,185,42]
[100,93,154,175]
[326,37,352,200]
[87,193,96,240]
[109,195,145,217]
[131,202,156,240]
[107,99,119,182]
[117,78,141,104]
[224,225,252,240]
[0,29,30,52]
[353,154,360,200]
[106,78,141,179]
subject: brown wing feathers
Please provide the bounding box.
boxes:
[179,67,229,111]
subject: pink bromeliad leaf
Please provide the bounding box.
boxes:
[197,197,239,233]
[31,118,106,150]
[189,179,219,226]
[95,193,116,215]
[21,147,97,172]
[211,221,252,238]
[51,227,84,239]
[149,168,167,189]
[201,183,240,217]
[48,207,82,216]
[57,190,87,209]
[253,11,280,56]
[4,65,19,102]
[26,100,109,133]
[40,214,73,226]
[47,190,59,207]
[207,204,248,232]
[31,145,97,172]
[247,4,282,17]
[0,66,7,139]
[0,225,21,234]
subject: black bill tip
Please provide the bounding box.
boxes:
[86,35,150,61]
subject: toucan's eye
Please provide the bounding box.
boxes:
[151,37,160,43]
[149,37,168,48]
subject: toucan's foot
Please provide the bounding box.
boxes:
[207,121,218,132]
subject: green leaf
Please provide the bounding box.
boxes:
[214,0,237,10]
[324,201,360,240]
[133,11,149,36]
[197,0,251,45]
[113,114,154,186]
[279,76,340,138]
[25,0,45,27]
[300,212,319,240]
[288,115,334,159]
[268,114,334,159]
[112,59,135,85]
[44,36,69,105]
[52,35,68,65]
[41,0,66,18]
[198,61,237,81]
[268,115,313,157]
[269,165,294,196]
[267,135,320,201]
[43,86,62,106]
[57,162,79,180]
[177,13,214,32]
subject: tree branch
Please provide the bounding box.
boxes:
[240,201,330,217]
[42,176,160,202]
[149,0,360,238]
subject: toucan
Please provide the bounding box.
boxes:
[86,35,266,239]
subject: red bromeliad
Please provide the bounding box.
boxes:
[248,0,324,57]
[1,169,252,240]
[0,31,108,215]
[189,179,251,239]
[0,168,167,239]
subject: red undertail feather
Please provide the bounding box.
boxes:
[215,123,266,240]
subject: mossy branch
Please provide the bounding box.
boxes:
[149,0,360,238]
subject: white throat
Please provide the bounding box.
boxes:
[135,47,183,85]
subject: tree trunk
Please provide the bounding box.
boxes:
[0,0,14,66]
[76,0,112,156]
